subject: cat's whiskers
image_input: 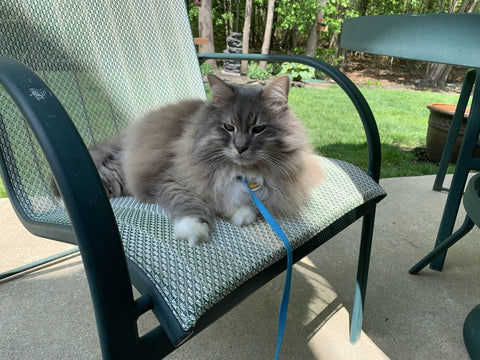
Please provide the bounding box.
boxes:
[202,148,232,168]
[259,152,300,179]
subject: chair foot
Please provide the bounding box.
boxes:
[464,305,480,360]
[409,216,474,274]
[428,262,444,272]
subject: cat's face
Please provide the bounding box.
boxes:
[203,75,305,170]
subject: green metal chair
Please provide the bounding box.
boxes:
[341,13,480,271]
[0,1,385,358]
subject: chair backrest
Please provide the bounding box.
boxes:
[340,13,480,68]
[0,0,205,235]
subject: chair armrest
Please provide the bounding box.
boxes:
[0,57,118,244]
[197,53,381,182]
[0,57,136,334]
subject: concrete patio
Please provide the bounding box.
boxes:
[1,173,479,360]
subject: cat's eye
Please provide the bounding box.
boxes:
[251,125,266,134]
[224,124,235,132]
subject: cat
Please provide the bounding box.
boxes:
[65,74,322,245]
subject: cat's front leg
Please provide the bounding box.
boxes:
[154,180,212,245]
[229,205,258,227]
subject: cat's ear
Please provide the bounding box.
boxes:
[207,74,233,104]
[262,75,290,110]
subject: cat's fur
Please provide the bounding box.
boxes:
[80,74,322,244]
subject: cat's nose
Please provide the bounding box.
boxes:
[235,145,248,154]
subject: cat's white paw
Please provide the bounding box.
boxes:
[173,217,210,245]
[230,206,257,227]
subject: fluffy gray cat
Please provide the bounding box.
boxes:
[81,74,322,245]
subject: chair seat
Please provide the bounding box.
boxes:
[109,156,386,342]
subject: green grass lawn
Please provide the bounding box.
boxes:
[0,85,461,198]
[289,85,459,178]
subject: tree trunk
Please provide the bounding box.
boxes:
[241,0,253,75]
[305,1,326,58]
[259,0,275,69]
[304,16,319,58]
[198,0,217,69]
[421,63,453,88]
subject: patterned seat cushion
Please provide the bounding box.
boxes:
[110,156,386,336]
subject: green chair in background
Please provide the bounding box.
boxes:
[342,16,480,358]
[341,13,480,271]
[0,1,386,358]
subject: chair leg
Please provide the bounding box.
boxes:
[430,70,480,271]
[430,165,472,271]
[464,304,480,360]
[0,247,79,280]
[350,210,375,343]
[433,69,476,192]
[409,216,474,274]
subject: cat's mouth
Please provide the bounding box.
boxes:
[228,149,253,165]
[231,155,258,167]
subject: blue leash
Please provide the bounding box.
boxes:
[241,178,292,360]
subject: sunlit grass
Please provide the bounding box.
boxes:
[289,86,459,178]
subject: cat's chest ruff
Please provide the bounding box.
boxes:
[213,171,265,208]
[228,172,264,193]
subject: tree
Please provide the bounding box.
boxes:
[304,0,326,57]
[241,0,253,74]
[259,0,275,69]
[198,0,217,69]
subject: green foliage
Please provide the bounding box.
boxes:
[279,62,316,81]
[361,0,458,15]
[0,180,5,198]
[188,6,199,37]
[315,47,343,67]
[275,0,318,34]
[321,0,359,46]
[247,62,270,80]
[266,62,282,75]
[200,62,214,76]
[293,46,305,55]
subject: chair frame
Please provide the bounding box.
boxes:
[0,50,382,359]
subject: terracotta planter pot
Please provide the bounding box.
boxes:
[426,103,470,163]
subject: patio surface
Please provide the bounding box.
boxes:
[1,174,479,360]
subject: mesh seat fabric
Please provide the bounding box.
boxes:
[112,156,385,333]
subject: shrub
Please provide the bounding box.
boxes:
[315,47,344,67]
[200,62,214,76]
[266,62,283,75]
[279,62,315,82]
[247,62,270,80]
